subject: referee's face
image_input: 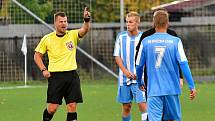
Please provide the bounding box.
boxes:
[55,16,68,35]
[126,16,139,33]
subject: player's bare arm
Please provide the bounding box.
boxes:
[78,7,90,38]
[180,78,183,88]
[115,56,135,79]
[34,52,51,78]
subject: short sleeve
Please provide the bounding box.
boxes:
[35,36,48,54]
[113,34,121,57]
[69,30,80,46]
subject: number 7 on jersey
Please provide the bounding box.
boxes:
[155,46,166,68]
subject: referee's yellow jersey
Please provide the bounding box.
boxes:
[35,30,80,72]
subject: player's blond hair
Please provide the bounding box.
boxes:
[153,10,169,29]
[153,8,168,17]
[126,11,140,23]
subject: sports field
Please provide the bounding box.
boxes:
[0,82,215,121]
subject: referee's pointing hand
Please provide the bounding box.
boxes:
[83,7,90,19]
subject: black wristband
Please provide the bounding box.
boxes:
[41,68,47,72]
[83,16,90,22]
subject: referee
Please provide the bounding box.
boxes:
[34,8,90,121]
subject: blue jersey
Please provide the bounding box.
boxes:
[113,31,144,86]
[136,33,189,97]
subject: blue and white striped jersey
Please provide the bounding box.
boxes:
[113,31,143,86]
[136,33,191,97]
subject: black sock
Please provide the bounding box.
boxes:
[67,112,77,121]
[43,109,53,121]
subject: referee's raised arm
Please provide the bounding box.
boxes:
[78,7,91,38]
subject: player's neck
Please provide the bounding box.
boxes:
[56,31,66,37]
[155,28,167,33]
[56,31,66,36]
[128,30,139,36]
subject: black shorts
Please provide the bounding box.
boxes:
[47,70,83,105]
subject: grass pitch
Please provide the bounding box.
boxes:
[0,82,215,121]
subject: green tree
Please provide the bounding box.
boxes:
[91,0,120,22]
[1,0,9,17]
[10,0,52,24]
[8,0,176,24]
[52,0,83,23]
[91,0,176,22]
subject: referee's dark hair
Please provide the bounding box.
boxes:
[54,12,67,21]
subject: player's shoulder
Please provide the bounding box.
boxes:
[138,31,143,34]
[67,29,79,35]
[143,34,153,40]
[143,30,157,39]
[167,33,180,40]
[167,28,176,33]
[41,32,55,40]
[47,31,55,37]
[116,31,127,38]
[144,28,155,33]
[166,34,182,44]
[138,31,143,37]
[118,31,127,36]
[68,29,79,32]
[142,28,155,36]
[141,34,153,45]
[167,28,178,37]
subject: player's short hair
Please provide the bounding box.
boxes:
[126,11,140,23]
[153,8,168,17]
[54,12,67,21]
[153,10,169,29]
